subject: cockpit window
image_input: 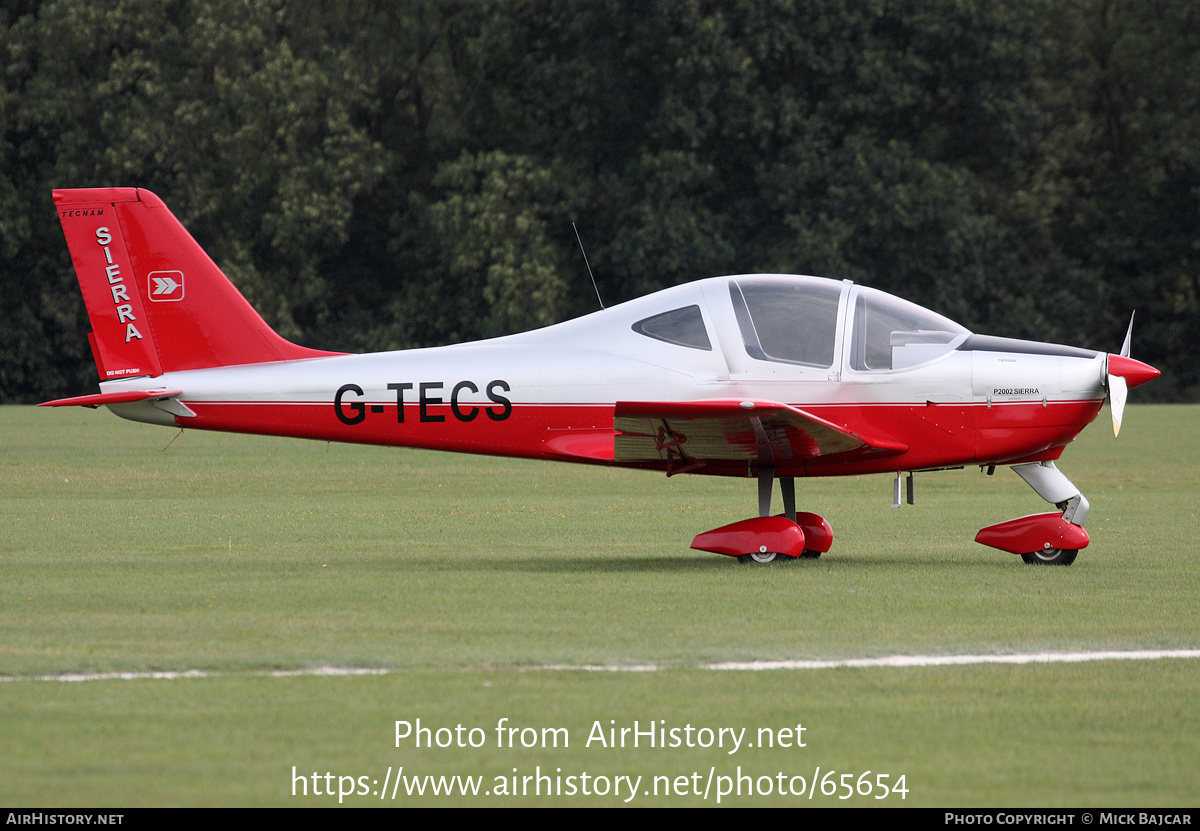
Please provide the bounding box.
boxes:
[632,305,712,350]
[850,288,969,371]
[729,278,842,368]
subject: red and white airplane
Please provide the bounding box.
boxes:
[44,187,1159,565]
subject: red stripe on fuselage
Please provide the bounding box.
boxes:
[800,398,1103,473]
[174,397,1103,476]
[181,401,616,459]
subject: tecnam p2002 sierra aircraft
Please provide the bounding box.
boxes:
[44,188,1159,565]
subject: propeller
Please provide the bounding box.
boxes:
[1108,372,1128,436]
[1106,312,1160,436]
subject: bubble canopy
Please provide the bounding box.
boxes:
[720,276,969,371]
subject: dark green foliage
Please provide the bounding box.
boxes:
[2,0,1196,400]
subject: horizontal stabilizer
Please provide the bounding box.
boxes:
[39,389,182,409]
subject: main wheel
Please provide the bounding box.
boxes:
[738,550,782,564]
[1020,548,1078,566]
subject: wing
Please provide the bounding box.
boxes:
[612,399,907,475]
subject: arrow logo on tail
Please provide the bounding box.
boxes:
[147,270,184,301]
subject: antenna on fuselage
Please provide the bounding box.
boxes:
[572,222,604,310]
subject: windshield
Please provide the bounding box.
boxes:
[849,287,969,371]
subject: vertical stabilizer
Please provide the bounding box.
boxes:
[53,187,339,379]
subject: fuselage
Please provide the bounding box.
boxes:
[100,274,1108,478]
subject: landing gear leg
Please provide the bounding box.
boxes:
[780,476,797,522]
[1013,461,1089,526]
[758,465,774,518]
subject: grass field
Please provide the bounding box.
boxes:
[2,404,1197,806]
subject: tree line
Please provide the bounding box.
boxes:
[2,0,1197,402]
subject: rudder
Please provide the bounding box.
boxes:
[54,187,338,379]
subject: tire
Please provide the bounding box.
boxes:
[800,550,822,559]
[737,551,782,564]
[1020,548,1078,566]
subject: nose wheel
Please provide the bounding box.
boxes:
[976,462,1090,565]
[1020,548,1078,566]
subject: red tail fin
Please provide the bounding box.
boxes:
[54,187,339,379]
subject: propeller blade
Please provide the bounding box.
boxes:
[1109,372,1128,436]
[1120,311,1135,358]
